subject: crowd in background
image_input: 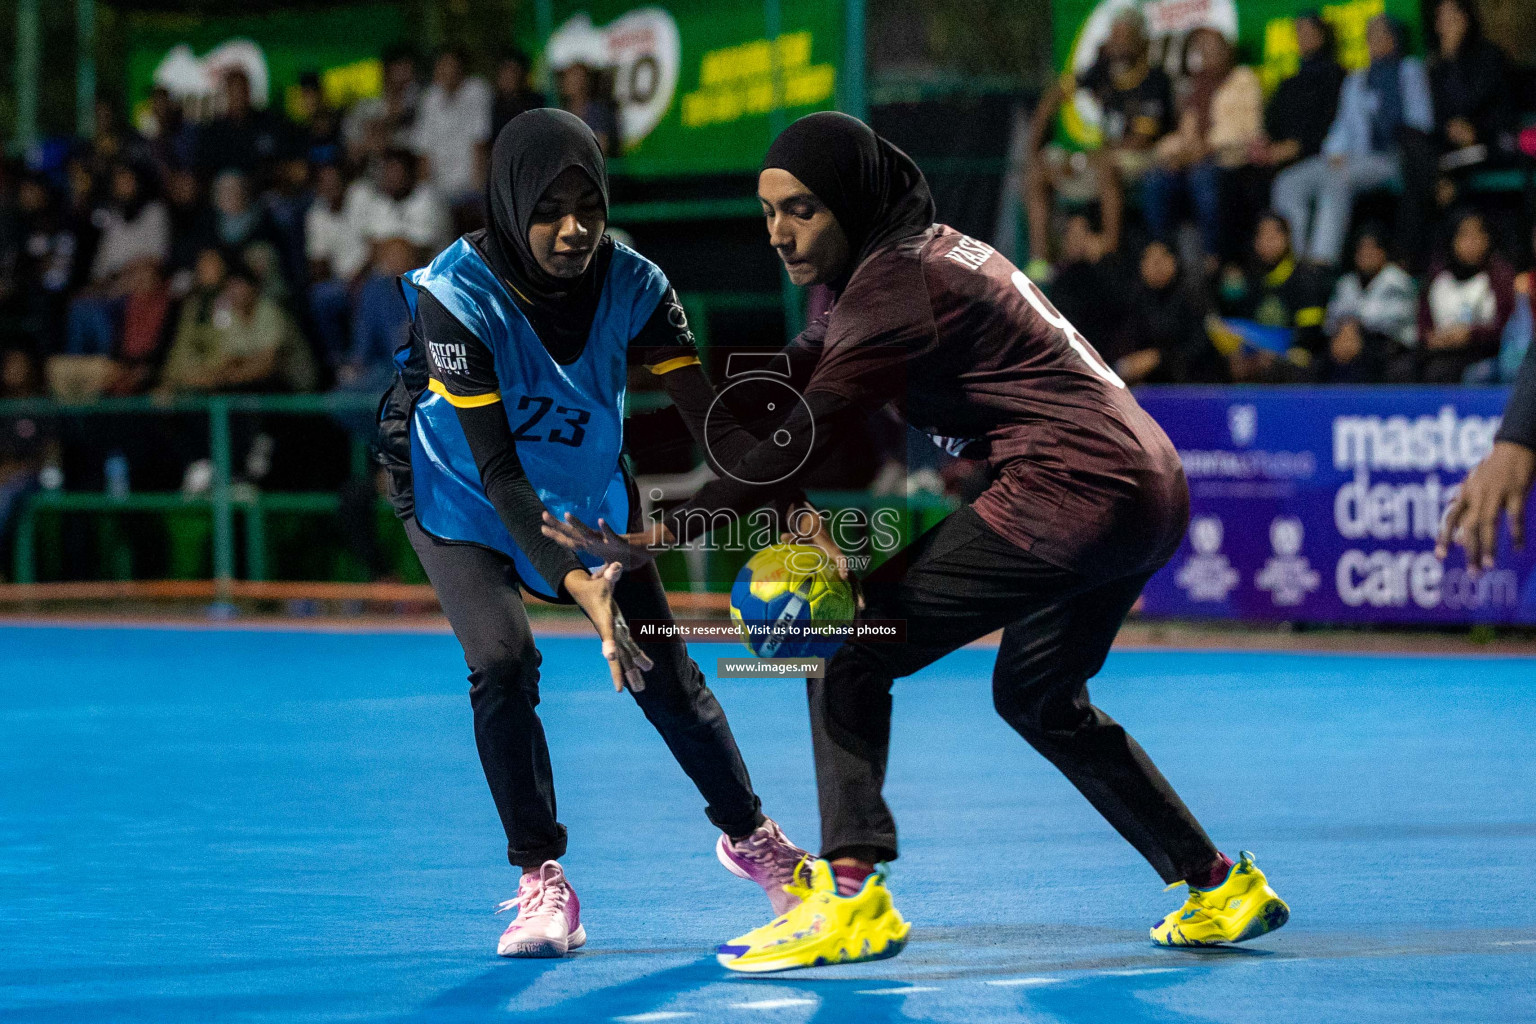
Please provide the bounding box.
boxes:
[0,44,620,417]
[1027,0,1536,388]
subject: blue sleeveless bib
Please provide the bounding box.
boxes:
[402,238,667,599]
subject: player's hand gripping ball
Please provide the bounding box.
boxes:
[730,543,855,659]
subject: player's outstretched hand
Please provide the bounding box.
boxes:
[562,562,654,693]
[1436,440,1535,571]
[541,512,668,569]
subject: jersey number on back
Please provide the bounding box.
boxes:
[1010,270,1126,389]
[508,395,591,447]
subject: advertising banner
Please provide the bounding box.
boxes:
[542,0,842,175]
[1138,387,1536,625]
[126,6,405,124]
[1050,0,1421,147]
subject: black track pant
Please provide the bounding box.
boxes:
[811,506,1218,885]
[405,516,765,869]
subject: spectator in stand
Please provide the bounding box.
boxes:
[1252,13,1344,209]
[344,46,421,174]
[87,162,170,286]
[411,48,492,222]
[138,86,196,174]
[1143,28,1263,265]
[1272,14,1432,268]
[105,259,175,396]
[1114,239,1224,384]
[163,167,215,291]
[345,148,451,259]
[1420,209,1515,383]
[490,50,547,139]
[63,162,169,363]
[81,96,149,184]
[306,162,367,369]
[262,156,315,298]
[10,173,80,356]
[340,236,414,392]
[211,170,286,296]
[196,68,292,186]
[1214,210,1330,382]
[63,157,101,273]
[1321,223,1418,382]
[557,62,618,156]
[159,259,315,395]
[293,71,344,165]
[1429,0,1513,206]
[1023,8,1172,275]
[1046,211,1126,355]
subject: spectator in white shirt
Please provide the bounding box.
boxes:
[1322,223,1419,382]
[64,162,171,359]
[338,150,447,390]
[344,148,452,259]
[90,163,170,284]
[305,162,367,368]
[410,48,492,216]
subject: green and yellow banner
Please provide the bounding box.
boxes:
[540,0,843,175]
[126,6,405,127]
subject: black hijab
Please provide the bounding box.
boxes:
[473,107,612,361]
[762,112,935,290]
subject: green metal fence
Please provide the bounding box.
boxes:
[1,385,957,601]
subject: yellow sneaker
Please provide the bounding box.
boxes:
[716,859,912,973]
[1151,850,1289,947]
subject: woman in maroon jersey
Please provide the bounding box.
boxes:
[545,111,1289,962]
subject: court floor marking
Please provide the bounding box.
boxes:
[730,997,819,1009]
[856,986,943,994]
[984,977,1064,987]
[613,1014,695,1023]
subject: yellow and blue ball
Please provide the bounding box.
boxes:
[729,543,855,659]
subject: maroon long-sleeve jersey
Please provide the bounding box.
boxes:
[671,224,1189,579]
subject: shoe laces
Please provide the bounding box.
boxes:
[496,863,569,919]
[733,821,807,880]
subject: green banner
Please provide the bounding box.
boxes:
[126,6,405,128]
[1050,0,1421,148]
[541,0,843,176]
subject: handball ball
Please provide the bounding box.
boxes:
[730,543,855,659]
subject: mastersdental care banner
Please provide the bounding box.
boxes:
[1137,387,1536,625]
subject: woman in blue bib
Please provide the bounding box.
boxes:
[375,110,807,958]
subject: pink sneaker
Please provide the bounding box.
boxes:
[715,817,812,916]
[495,860,586,958]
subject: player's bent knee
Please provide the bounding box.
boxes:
[468,645,542,702]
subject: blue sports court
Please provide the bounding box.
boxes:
[2,624,1533,1023]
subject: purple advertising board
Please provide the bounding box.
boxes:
[1137,386,1536,625]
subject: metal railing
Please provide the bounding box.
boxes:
[1,392,380,600]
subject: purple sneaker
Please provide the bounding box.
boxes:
[495,860,585,957]
[716,817,812,916]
